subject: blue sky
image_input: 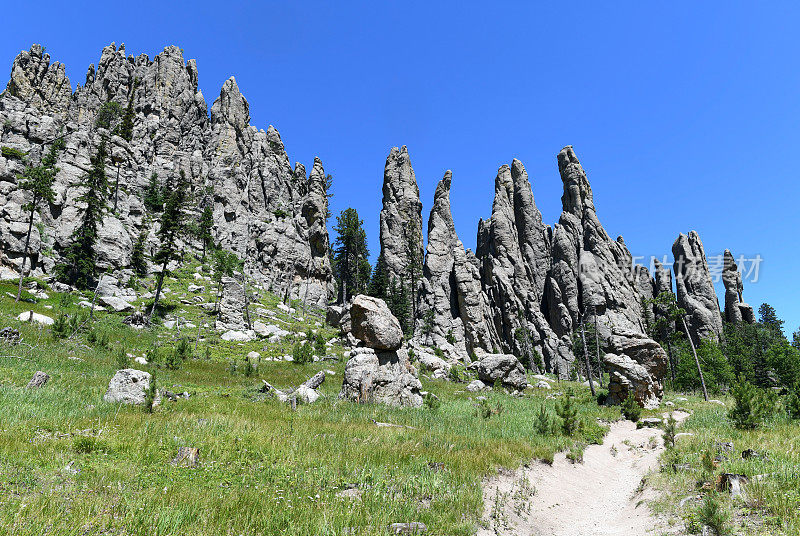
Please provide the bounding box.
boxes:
[3,2,799,334]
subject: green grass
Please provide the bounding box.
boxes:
[0,271,619,535]
[651,394,800,535]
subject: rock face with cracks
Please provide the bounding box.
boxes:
[0,43,332,306]
[349,294,403,351]
[672,231,724,344]
[722,249,755,325]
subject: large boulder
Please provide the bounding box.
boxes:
[349,295,403,350]
[103,369,159,405]
[217,276,247,330]
[339,347,422,408]
[603,332,668,409]
[476,354,528,390]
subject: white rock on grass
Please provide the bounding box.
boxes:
[466,379,486,392]
[17,311,54,325]
[536,380,552,390]
[247,351,260,360]
[104,369,159,405]
[221,330,256,342]
[99,296,134,312]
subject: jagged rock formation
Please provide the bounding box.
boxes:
[545,147,649,344]
[722,249,755,324]
[476,160,571,374]
[604,331,668,409]
[672,231,723,343]
[378,146,424,292]
[0,43,332,306]
[414,171,499,358]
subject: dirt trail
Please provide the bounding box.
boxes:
[478,412,689,536]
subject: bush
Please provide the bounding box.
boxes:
[566,442,586,464]
[728,375,776,429]
[697,494,730,535]
[314,332,326,356]
[448,364,467,383]
[1,146,26,160]
[51,313,70,339]
[786,388,800,419]
[533,403,554,435]
[273,209,288,219]
[445,329,456,345]
[73,435,106,454]
[662,412,677,448]
[621,392,642,422]
[423,392,441,411]
[595,388,609,406]
[143,372,157,414]
[555,390,580,436]
[115,347,129,370]
[293,340,313,365]
[243,355,255,377]
[675,340,735,393]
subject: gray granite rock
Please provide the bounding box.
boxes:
[672,231,723,344]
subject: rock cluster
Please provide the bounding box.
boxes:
[722,249,755,324]
[0,43,332,306]
[672,231,724,344]
[339,295,422,407]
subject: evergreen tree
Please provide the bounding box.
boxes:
[332,208,370,302]
[368,252,390,300]
[130,229,148,277]
[148,171,189,321]
[324,174,333,223]
[404,227,423,321]
[197,204,214,262]
[143,172,163,212]
[56,138,109,289]
[758,303,785,336]
[387,279,412,334]
[117,78,139,142]
[15,136,64,301]
[793,327,800,350]
[94,101,122,130]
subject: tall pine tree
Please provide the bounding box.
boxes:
[56,137,109,289]
[368,252,389,300]
[148,171,189,321]
[198,204,214,262]
[15,136,64,301]
[332,208,370,303]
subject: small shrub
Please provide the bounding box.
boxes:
[292,341,313,365]
[700,447,716,477]
[273,209,288,219]
[566,442,586,464]
[448,364,466,383]
[697,494,730,535]
[476,398,503,419]
[424,392,441,411]
[73,436,103,454]
[204,347,211,361]
[1,146,26,160]
[728,375,777,429]
[433,347,444,359]
[51,313,70,339]
[533,403,554,435]
[314,332,326,356]
[662,412,677,448]
[620,392,642,422]
[243,356,255,377]
[786,390,800,419]
[556,389,581,436]
[595,388,609,406]
[445,329,456,345]
[143,373,157,414]
[57,292,72,309]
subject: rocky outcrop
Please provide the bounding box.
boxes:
[476,354,528,391]
[545,147,649,344]
[350,294,403,351]
[672,231,723,344]
[414,171,499,358]
[722,249,755,325]
[476,160,569,374]
[216,276,247,330]
[0,43,332,306]
[378,146,424,292]
[339,347,423,408]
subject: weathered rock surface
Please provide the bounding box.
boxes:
[0,43,332,306]
[216,276,247,330]
[26,370,50,389]
[604,331,668,409]
[350,294,403,350]
[378,146,424,294]
[722,249,755,325]
[672,231,723,343]
[103,368,158,405]
[339,347,423,407]
[476,354,528,390]
[476,160,569,374]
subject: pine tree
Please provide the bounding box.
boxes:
[404,226,423,321]
[131,229,148,277]
[56,137,109,289]
[368,252,389,300]
[198,205,214,262]
[143,172,163,212]
[15,136,64,301]
[387,279,411,334]
[332,208,370,302]
[758,303,784,336]
[117,78,139,142]
[148,171,188,321]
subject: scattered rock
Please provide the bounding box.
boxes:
[389,521,427,534]
[103,369,159,405]
[535,380,552,390]
[221,330,255,342]
[99,295,134,312]
[466,379,486,392]
[638,417,662,428]
[172,447,200,467]
[476,354,527,390]
[0,327,21,344]
[17,311,54,325]
[340,347,422,407]
[26,371,49,389]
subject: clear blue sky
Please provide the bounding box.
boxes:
[3,2,799,334]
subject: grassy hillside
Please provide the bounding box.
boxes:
[0,265,618,536]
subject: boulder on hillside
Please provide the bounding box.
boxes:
[17,311,54,325]
[339,347,422,407]
[104,369,159,405]
[416,350,451,373]
[476,354,527,390]
[603,331,668,409]
[26,371,49,389]
[99,295,134,312]
[349,295,403,350]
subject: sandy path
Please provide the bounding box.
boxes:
[478,412,689,536]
